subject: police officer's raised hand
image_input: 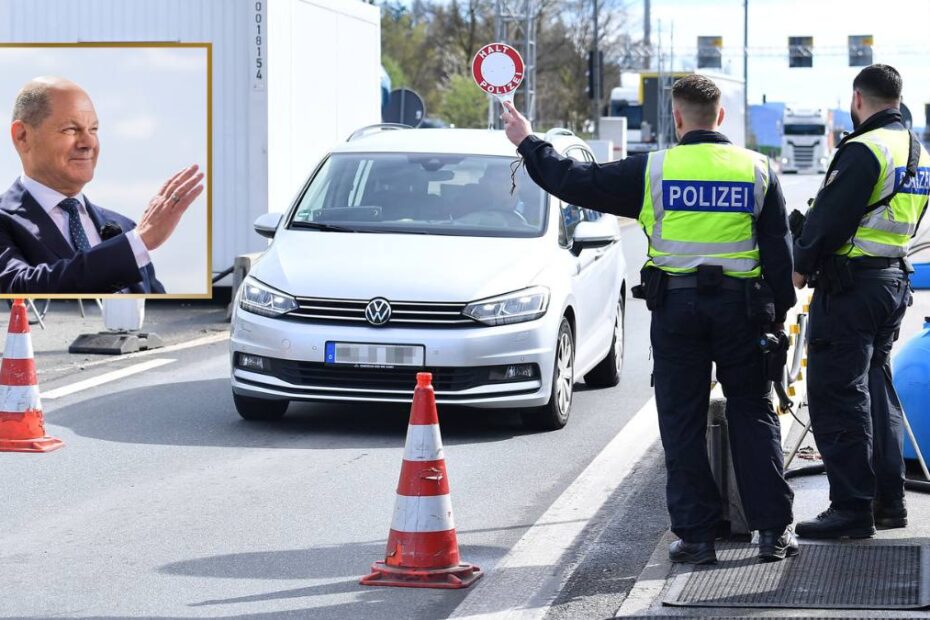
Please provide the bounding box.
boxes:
[136,164,205,251]
[501,100,532,147]
[792,272,807,289]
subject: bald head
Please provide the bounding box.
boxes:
[10,77,99,196]
[12,77,87,127]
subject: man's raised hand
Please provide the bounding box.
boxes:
[501,100,533,147]
[136,164,205,251]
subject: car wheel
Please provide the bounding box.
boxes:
[522,317,574,431]
[584,293,625,388]
[234,393,289,421]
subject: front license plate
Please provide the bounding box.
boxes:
[325,342,425,368]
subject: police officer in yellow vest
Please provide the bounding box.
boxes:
[502,74,797,563]
[793,65,930,539]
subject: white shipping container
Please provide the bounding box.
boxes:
[0,0,382,281]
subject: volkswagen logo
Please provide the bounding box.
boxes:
[365,298,392,326]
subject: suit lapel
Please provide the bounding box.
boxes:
[84,198,104,231]
[7,181,74,259]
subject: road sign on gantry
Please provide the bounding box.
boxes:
[472,42,524,102]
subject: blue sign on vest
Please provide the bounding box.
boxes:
[662,180,755,213]
[894,166,930,196]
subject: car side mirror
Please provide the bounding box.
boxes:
[570,220,619,256]
[253,212,283,239]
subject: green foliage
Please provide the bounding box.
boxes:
[378,0,634,128]
[440,74,489,128]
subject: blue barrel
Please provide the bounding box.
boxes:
[909,262,930,290]
[892,317,930,460]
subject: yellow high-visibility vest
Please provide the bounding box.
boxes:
[833,127,930,258]
[639,142,769,278]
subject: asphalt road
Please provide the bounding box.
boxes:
[0,236,654,619]
[0,173,826,619]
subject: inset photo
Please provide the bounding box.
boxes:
[0,43,211,297]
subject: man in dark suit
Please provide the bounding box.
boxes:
[0,77,204,294]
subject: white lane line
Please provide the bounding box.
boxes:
[40,331,228,375]
[42,358,176,400]
[449,397,660,620]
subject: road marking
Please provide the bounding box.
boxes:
[449,397,660,620]
[613,530,676,616]
[39,331,228,375]
[42,358,176,400]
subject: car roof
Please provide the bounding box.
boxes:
[331,127,589,158]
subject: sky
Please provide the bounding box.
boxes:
[646,0,930,112]
[0,46,209,296]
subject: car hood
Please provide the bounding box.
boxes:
[250,230,552,302]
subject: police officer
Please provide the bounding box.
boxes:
[793,64,930,539]
[502,74,797,563]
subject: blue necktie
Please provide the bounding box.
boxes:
[57,198,92,252]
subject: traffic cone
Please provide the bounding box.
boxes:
[0,299,63,452]
[361,372,482,589]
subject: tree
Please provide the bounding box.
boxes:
[378,0,638,129]
[439,74,489,128]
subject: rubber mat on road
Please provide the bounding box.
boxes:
[663,543,930,609]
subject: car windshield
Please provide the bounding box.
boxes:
[290,152,546,237]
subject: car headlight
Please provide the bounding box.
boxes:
[781,157,789,164]
[238,277,298,318]
[464,286,550,326]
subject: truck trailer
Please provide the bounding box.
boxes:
[609,71,746,154]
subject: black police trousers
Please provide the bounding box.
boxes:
[807,268,910,511]
[652,288,794,542]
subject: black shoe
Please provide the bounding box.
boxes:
[795,507,875,539]
[668,539,717,564]
[757,526,800,562]
[874,498,908,529]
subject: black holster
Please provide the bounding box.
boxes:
[788,209,807,240]
[815,255,854,294]
[746,279,776,326]
[631,266,668,311]
[760,330,789,382]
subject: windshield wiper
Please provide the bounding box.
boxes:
[291,221,433,235]
[291,221,364,232]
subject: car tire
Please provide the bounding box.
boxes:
[234,393,289,421]
[522,317,574,431]
[584,293,625,388]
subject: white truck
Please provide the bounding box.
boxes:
[608,71,746,154]
[780,105,834,174]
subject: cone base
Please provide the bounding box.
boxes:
[0,435,64,453]
[360,561,482,589]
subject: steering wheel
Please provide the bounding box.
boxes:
[457,209,529,227]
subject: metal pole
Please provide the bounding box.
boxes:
[643,0,651,70]
[902,410,930,481]
[489,0,502,129]
[743,0,749,145]
[592,0,600,137]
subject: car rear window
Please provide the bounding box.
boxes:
[290,153,547,237]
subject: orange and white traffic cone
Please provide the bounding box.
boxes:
[0,299,63,453]
[361,372,482,589]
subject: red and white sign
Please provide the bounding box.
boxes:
[471,42,524,99]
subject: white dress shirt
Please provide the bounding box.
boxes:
[20,174,151,269]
